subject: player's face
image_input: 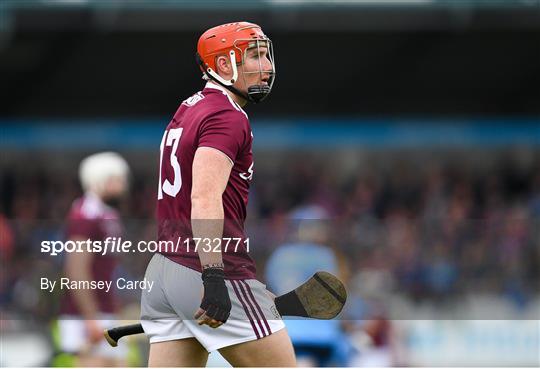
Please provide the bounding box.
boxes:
[102,175,128,206]
[235,45,273,93]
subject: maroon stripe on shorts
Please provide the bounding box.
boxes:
[241,280,272,335]
[236,280,269,337]
[231,280,260,339]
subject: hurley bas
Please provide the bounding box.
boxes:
[41,277,154,293]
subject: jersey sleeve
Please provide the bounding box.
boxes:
[198,109,248,162]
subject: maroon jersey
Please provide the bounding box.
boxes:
[157,82,255,279]
[365,318,390,347]
[60,193,121,314]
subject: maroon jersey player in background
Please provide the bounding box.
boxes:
[59,152,130,367]
[140,22,296,366]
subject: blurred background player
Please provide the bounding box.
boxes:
[140,22,296,367]
[265,205,351,366]
[57,152,130,366]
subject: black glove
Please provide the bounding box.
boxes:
[200,267,231,323]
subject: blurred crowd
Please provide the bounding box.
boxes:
[257,150,539,311]
[1,149,539,365]
[1,149,539,317]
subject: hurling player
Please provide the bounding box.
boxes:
[58,152,129,366]
[140,22,296,366]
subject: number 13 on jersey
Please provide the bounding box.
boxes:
[158,128,183,199]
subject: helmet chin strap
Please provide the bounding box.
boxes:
[228,84,272,104]
[247,85,271,103]
[208,76,271,104]
[223,83,271,104]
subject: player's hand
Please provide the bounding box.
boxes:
[84,319,103,345]
[194,267,231,328]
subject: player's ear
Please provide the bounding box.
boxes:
[215,55,232,77]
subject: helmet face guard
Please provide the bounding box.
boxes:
[235,38,276,103]
[196,22,276,103]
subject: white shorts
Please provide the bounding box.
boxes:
[57,314,128,359]
[140,253,285,352]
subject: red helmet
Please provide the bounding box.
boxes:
[196,22,275,103]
